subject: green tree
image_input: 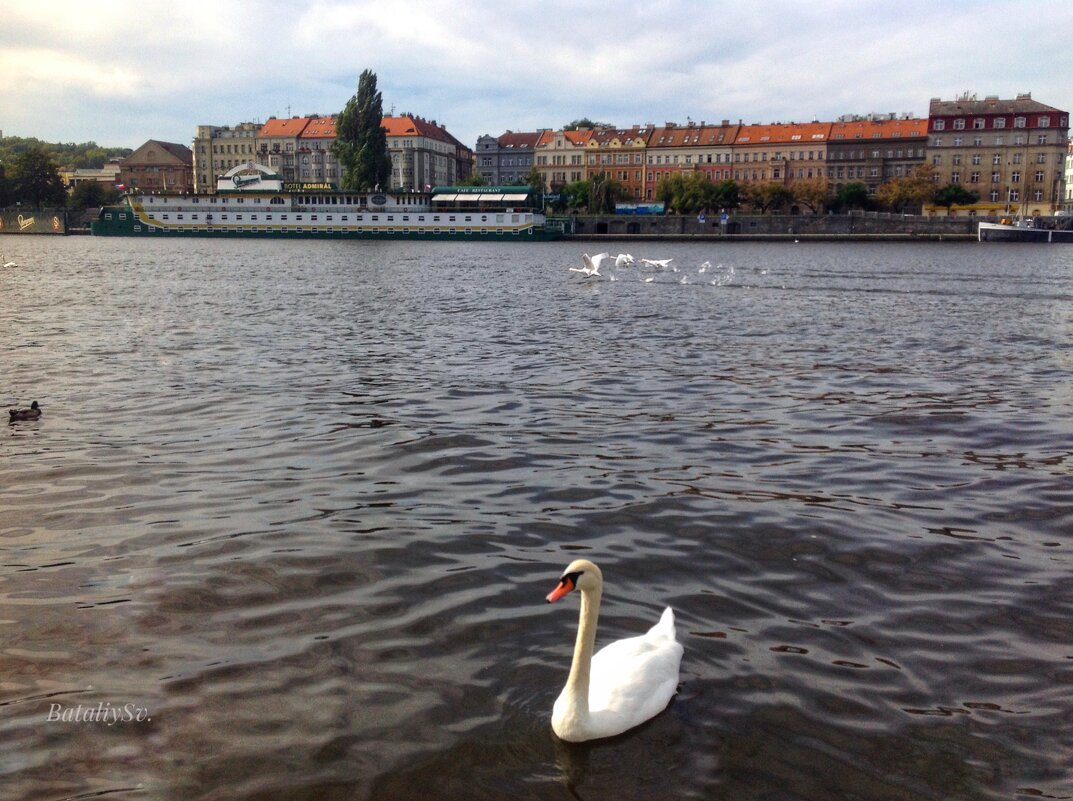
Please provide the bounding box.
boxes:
[588,172,626,214]
[332,69,392,191]
[457,169,486,187]
[711,179,741,210]
[0,162,11,207]
[932,183,980,211]
[68,180,119,209]
[561,179,590,211]
[834,182,870,211]
[524,165,545,195]
[10,146,67,207]
[743,181,794,213]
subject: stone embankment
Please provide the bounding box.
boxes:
[561,212,979,242]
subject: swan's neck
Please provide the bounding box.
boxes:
[565,586,601,714]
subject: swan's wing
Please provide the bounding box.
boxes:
[582,253,594,270]
[588,633,683,722]
[591,253,610,270]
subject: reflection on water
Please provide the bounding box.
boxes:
[1,236,1072,800]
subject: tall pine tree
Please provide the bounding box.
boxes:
[332,70,392,191]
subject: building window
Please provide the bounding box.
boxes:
[954,119,965,130]
[994,118,1006,129]
[974,118,985,129]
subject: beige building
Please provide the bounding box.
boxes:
[534,129,591,191]
[193,122,260,194]
[584,126,652,200]
[926,93,1069,217]
[383,114,472,191]
[645,121,739,199]
[731,121,833,185]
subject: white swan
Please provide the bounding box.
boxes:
[614,253,634,268]
[545,559,683,742]
[1,253,16,268]
[569,252,609,277]
[640,258,672,269]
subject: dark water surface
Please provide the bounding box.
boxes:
[2,234,1071,800]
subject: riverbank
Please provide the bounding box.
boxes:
[556,210,981,242]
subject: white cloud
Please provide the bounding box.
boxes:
[1,0,1070,149]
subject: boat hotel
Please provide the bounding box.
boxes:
[91,162,562,240]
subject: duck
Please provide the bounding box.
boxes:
[9,401,41,421]
[545,559,683,742]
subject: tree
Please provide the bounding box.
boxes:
[524,165,545,196]
[791,177,829,213]
[561,179,590,211]
[457,169,486,187]
[68,180,119,210]
[876,164,936,213]
[932,183,980,212]
[588,173,626,214]
[563,118,612,131]
[744,181,794,213]
[655,172,723,214]
[834,182,870,211]
[10,146,67,207]
[332,69,392,191]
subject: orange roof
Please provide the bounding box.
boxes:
[648,123,740,148]
[829,117,927,141]
[301,116,337,139]
[258,117,311,137]
[733,121,833,146]
[498,131,541,149]
[535,129,592,147]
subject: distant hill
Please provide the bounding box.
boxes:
[0,136,133,171]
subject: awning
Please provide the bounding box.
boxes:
[502,193,530,201]
[476,193,504,202]
[431,194,458,202]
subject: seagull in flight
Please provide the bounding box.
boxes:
[569,252,609,277]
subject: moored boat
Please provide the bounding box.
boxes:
[91,162,562,241]
[978,217,1073,243]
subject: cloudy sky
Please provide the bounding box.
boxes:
[3,0,1072,151]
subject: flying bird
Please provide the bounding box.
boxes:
[569,252,609,277]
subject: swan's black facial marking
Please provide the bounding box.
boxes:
[560,570,583,588]
[547,570,584,603]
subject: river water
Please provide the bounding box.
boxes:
[1,234,1071,800]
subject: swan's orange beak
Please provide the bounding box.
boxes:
[546,574,575,603]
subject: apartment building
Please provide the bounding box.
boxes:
[474,131,541,185]
[255,117,312,184]
[383,114,473,191]
[927,93,1070,216]
[827,115,928,197]
[644,121,738,199]
[730,121,832,185]
[534,129,591,191]
[192,122,260,194]
[584,126,652,200]
[1065,139,1073,213]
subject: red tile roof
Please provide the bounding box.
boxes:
[258,117,311,137]
[733,121,833,146]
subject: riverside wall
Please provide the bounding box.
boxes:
[562,212,979,241]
